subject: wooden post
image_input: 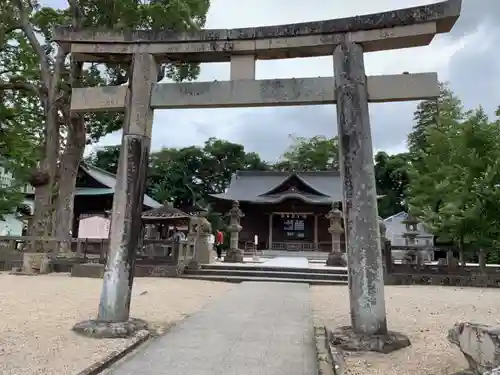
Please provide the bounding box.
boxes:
[268,213,273,249]
[314,214,318,250]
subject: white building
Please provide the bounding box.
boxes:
[383,211,434,247]
[0,165,34,236]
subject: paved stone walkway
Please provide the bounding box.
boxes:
[108,282,317,375]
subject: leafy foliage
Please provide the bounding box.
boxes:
[408,89,500,260]
[0,29,42,218]
[374,152,410,218]
[87,137,269,208]
[0,0,211,241]
[408,82,464,153]
[85,146,121,175]
[274,135,339,171]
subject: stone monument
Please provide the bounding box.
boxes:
[193,211,213,265]
[326,203,346,267]
[53,0,461,342]
[224,200,244,263]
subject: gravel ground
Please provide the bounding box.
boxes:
[0,273,233,375]
[312,285,500,375]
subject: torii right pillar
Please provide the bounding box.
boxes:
[333,40,410,351]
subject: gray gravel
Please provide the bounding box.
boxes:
[0,273,232,375]
[312,284,500,375]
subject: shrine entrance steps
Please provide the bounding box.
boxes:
[182,258,348,285]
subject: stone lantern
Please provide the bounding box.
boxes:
[326,203,346,267]
[224,200,245,263]
[401,213,419,245]
[378,217,391,268]
[401,213,420,264]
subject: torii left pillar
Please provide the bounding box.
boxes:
[73,53,157,338]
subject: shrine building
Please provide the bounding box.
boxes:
[210,171,345,251]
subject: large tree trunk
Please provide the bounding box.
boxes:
[28,107,59,252]
[54,52,85,254]
[54,119,86,253]
[478,248,487,275]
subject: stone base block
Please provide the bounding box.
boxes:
[328,326,411,354]
[21,252,54,274]
[72,318,148,339]
[448,322,500,374]
[326,252,347,267]
[224,249,244,263]
[71,263,105,278]
[186,259,200,270]
[484,367,500,375]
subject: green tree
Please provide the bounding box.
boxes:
[201,137,269,195]
[408,82,464,154]
[274,135,338,171]
[86,146,121,174]
[0,0,210,249]
[146,138,268,207]
[374,152,410,218]
[0,29,42,219]
[409,105,500,265]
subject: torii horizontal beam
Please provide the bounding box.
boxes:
[53,0,461,63]
[70,73,439,113]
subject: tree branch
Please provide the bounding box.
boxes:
[12,0,52,89]
[0,81,40,96]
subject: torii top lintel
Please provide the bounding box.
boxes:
[53,0,461,63]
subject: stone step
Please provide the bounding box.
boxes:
[180,274,348,285]
[199,264,348,275]
[185,268,348,281]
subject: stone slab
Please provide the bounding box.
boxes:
[263,256,309,268]
[105,282,318,375]
[71,73,439,113]
[66,22,439,62]
[54,0,461,56]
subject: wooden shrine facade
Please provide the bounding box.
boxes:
[211,171,345,251]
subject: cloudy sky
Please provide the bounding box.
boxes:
[44,0,499,162]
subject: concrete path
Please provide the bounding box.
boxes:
[108,282,317,375]
[263,256,309,268]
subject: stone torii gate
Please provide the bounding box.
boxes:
[54,0,461,344]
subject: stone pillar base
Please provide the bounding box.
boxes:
[186,259,200,270]
[72,318,148,339]
[224,248,244,263]
[21,253,53,274]
[328,326,410,354]
[326,252,347,267]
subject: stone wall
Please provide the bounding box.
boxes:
[385,264,500,288]
[0,251,22,271]
[385,273,500,288]
[71,263,183,278]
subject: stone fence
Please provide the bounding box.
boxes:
[0,236,196,276]
[384,244,500,288]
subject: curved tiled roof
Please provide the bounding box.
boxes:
[80,164,161,208]
[210,171,342,204]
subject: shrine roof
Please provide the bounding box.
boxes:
[210,171,343,205]
[77,164,161,208]
[142,203,191,221]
